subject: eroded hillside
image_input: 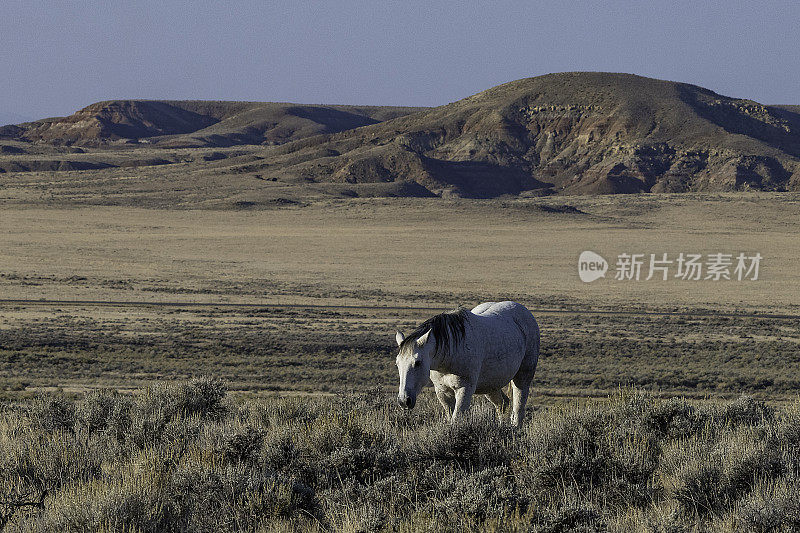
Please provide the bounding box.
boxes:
[250,72,800,196]
[1,72,799,203]
[0,100,426,148]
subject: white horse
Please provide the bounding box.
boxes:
[395,301,540,427]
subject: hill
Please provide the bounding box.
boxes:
[1,72,800,201]
[0,100,427,147]
[249,72,800,196]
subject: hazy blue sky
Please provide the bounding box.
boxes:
[2,1,798,122]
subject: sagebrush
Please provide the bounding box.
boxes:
[2,380,800,532]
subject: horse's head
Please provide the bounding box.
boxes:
[394,329,435,410]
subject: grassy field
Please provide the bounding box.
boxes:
[3,379,800,532]
[1,302,799,401]
[0,192,799,398]
[1,193,799,531]
[1,193,799,312]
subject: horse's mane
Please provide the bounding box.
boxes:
[400,308,469,358]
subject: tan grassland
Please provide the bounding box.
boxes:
[0,192,798,397]
[1,192,798,310]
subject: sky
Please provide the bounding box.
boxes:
[2,0,799,122]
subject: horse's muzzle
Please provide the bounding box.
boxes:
[397,395,416,409]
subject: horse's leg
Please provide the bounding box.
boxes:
[485,389,510,422]
[510,365,536,427]
[509,379,530,427]
[511,344,539,427]
[434,383,455,419]
[452,385,475,423]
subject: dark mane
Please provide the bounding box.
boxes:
[400,308,469,357]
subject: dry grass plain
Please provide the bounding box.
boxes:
[2,192,800,531]
[0,192,799,398]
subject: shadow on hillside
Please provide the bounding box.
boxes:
[423,157,553,198]
[287,106,380,133]
[678,85,800,158]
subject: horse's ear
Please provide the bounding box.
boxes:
[395,331,405,346]
[416,329,433,347]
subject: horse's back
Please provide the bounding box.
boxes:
[471,301,539,350]
[470,301,499,315]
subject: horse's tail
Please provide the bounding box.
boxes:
[529,316,540,359]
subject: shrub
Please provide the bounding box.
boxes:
[700,395,774,428]
[331,504,387,533]
[661,427,786,517]
[126,378,224,449]
[4,385,800,531]
[437,465,524,519]
[0,427,103,510]
[643,397,704,439]
[661,438,724,516]
[76,389,132,438]
[522,408,609,498]
[221,426,264,464]
[527,494,606,533]
[407,410,516,468]
[174,377,228,420]
[28,394,75,432]
[259,427,302,472]
[168,463,316,530]
[603,426,660,507]
[735,475,800,531]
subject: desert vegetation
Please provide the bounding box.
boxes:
[0,176,796,532]
[2,378,800,531]
[1,303,798,399]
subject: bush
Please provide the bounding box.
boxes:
[528,495,606,533]
[3,386,800,531]
[437,465,524,519]
[174,377,228,420]
[736,475,800,531]
[661,438,724,516]
[221,426,263,464]
[125,378,225,449]
[716,395,774,426]
[408,410,516,468]
[522,408,609,497]
[643,397,705,439]
[76,389,132,438]
[28,394,75,432]
[661,427,785,517]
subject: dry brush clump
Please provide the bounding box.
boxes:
[2,382,800,531]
